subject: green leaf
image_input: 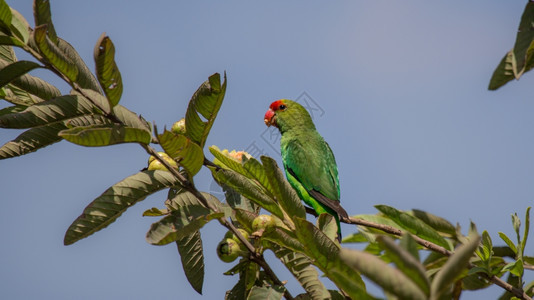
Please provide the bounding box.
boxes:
[185,73,226,148]
[211,167,284,219]
[399,233,420,261]
[146,205,224,245]
[33,24,78,82]
[142,207,168,217]
[512,213,521,243]
[221,182,258,214]
[317,213,338,242]
[430,234,481,300]
[261,156,306,220]
[477,230,493,262]
[242,156,274,196]
[512,2,534,74]
[520,207,530,257]
[176,230,204,294]
[293,218,368,298]
[0,1,12,31]
[94,34,122,106]
[246,286,285,300]
[0,95,100,129]
[158,130,204,176]
[57,38,101,92]
[0,122,65,159]
[1,83,45,106]
[6,66,61,101]
[489,50,516,90]
[340,247,426,300]
[165,188,225,213]
[73,88,110,115]
[0,60,41,88]
[9,9,30,44]
[262,227,305,254]
[273,246,330,300]
[64,170,181,245]
[503,259,524,278]
[377,235,430,296]
[33,0,58,44]
[342,232,370,244]
[210,145,250,175]
[0,33,25,47]
[375,205,451,250]
[0,43,15,62]
[411,209,456,236]
[59,123,151,146]
[113,104,150,130]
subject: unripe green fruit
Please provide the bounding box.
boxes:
[217,238,241,263]
[171,118,186,135]
[252,214,276,232]
[224,229,249,243]
[148,152,178,171]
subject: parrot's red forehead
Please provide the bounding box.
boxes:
[269,100,285,111]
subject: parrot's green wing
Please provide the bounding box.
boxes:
[281,131,348,220]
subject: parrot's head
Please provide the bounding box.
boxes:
[264,99,315,133]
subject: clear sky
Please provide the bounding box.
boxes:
[2,1,534,299]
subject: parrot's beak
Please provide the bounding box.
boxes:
[264,109,275,127]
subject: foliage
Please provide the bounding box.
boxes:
[1,1,533,299]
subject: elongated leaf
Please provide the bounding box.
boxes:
[411,209,456,236]
[73,88,110,114]
[0,60,41,88]
[376,205,450,250]
[0,95,99,128]
[0,105,25,115]
[2,83,45,105]
[176,230,204,294]
[261,156,306,220]
[242,156,274,196]
[247,286,284,300]
[59,123,151,146]
[340,248,427,300]
[273,246,329,300]
[489,50,516,90]
[263,227,305,254]
[0,33,25,47]
[211,167,284,219]
[513,2,534,74]
[8,9,29,44]
[400,233,421,261]
[185,73,226,148]
[430,234,481,300]
[57,38,101,92]
[210,145,250,175]
[158,130,204,176]
[64,170,182,245]
[113,104,150,130]
[142,207,168,217]
[377,235,430,296]
[317,213,338,242]
[0,0,11,30]
[293,218,367,298]
[165,188,221,210]
[221,182,258,214]
[146,204,224,245]
[34,24,78,82]
[477,230,493,262]
[0,122,65,159]
[94,34,122,106]
[520,207,531,256]
[0,43,15,62]
[8,69,61,101]
[33,0,58,44]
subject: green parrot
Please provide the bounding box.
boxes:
[264,99,348,241]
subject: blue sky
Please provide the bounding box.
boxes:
[2,1,534,299]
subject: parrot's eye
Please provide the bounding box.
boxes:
[279,104,287,110]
